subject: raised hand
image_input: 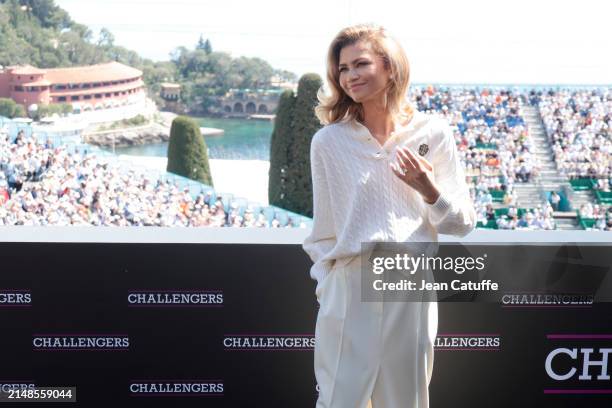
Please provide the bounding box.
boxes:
[390,146,440,204]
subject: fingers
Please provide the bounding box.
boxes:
[397,147,418,171]
[390,161,403,176]
[392,146,435,183]
[403,147,420,167]
[399,147,435,172]
[418,155,433,171]
[390,162,401,178]
[395,152,408,172]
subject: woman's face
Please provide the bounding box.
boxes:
[338,40,390,104]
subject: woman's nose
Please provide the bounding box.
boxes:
[347,68,359,79]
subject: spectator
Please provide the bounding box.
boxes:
[549,191,561,211]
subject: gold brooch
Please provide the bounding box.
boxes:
[418,144,429,156]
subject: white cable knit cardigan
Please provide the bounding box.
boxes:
[302,111,476,290]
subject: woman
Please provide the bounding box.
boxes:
[303,24,476,408]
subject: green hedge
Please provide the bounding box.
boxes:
[268,89,296,209]
[268,73,322,218]
[166,116,212,186]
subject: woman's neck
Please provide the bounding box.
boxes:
[360,100,395,143]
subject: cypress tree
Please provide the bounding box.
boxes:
[196,34,206,50]
[203,39,212,54]
[285,73,323,217]
[166,116,213,186]
[268,89,296,208]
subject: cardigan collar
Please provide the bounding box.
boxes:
[342,110,426,141]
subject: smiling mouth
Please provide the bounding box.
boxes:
[350,83,366,90]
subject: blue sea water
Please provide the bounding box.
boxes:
[109,117,274,160]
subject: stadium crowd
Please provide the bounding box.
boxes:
[578,203,612,231]
[413,87,538,185]
[537,88,611,180]
[412,86,554,229]
[2,86,611,231]
[0,131,299,227]
[497,204,556,230]
[416,88,536,164]
[534,88,611,231]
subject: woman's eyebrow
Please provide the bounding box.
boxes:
[338,57,367,67]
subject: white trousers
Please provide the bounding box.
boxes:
[314,255,438,408]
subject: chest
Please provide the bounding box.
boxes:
[336,126,435,170]
[326,130,435,196]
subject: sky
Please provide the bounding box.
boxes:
[55,0,612,85]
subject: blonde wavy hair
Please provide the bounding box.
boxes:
[315,23,414,126]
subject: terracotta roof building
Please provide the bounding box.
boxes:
[0,61,145,111]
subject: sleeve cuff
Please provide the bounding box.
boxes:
[427,192,453,224]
